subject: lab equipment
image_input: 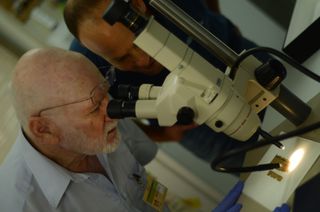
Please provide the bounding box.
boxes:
[104,0,311,142]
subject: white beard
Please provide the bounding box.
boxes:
[102,127,121,154]
[59,121,121,155]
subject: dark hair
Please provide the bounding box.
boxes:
[63,0,102,39]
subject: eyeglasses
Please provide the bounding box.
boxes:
[38,80,109,116]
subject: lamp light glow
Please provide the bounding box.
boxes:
[288,148,305,172]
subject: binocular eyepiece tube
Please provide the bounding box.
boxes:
[107,100,137,119]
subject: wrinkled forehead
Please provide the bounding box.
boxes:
[66,72,104,97]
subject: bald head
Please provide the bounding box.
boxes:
[11,48,103,130]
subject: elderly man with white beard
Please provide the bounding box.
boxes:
[0,48,164,211]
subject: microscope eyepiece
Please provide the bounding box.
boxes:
[103,0,149,35]
[115,85,140,101]
[107,99,136,118]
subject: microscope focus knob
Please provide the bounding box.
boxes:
[176,107,195,125]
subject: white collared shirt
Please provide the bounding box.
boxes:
[0,119,167,212]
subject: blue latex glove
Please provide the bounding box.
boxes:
[212,181,244,212]
[273,204,290,212]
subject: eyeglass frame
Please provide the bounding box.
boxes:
[37,80,110,116]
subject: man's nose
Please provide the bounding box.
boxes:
[132,48,150,67]
[105,113,113,122]
[104,106,114,123]
[101,97,112,120]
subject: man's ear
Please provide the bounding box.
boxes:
[28,117,60,145]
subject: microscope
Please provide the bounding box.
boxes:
[104,0,311,142]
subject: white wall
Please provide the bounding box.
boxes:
[220,0,286,49]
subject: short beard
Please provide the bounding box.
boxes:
[59,122,121,155]
[102,128,121,154]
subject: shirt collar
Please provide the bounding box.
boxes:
[19,130,88,208]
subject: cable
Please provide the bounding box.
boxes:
[211,120,320,173]
[230,47,320,83]
[257,127,284,150]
